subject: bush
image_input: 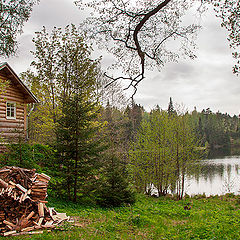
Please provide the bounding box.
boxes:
[0,143,56,172]
[95,154,136,207]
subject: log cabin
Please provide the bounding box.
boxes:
[0,62,38,145]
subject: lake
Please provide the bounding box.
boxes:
[185,154,240,196]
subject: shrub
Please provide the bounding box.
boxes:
[0,143,56,172]
[95,154,136,207]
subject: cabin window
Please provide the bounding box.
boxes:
[6,102,16,119]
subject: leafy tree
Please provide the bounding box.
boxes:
[96,72,127,109]
[125,101,144,142]
[30,26,62,125]
[212,0,240,74]
[172,113,202,199]
[76,0,239,94]
[129,108,202,199]
[21,27,63,144]
[129,110,174,195]
[22,25,101,144]
[21,70,56,144]
[188,108,232,150]
[0,0,39,57]
[102,103,130,153]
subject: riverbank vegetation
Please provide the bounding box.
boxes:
[129,109,202,199]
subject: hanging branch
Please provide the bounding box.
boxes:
[77,0,201,97]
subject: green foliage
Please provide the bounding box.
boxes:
[190,108,236,150]
[0,0,39,57]
[129,108,202,199]
[0,143,55,172]
[124,101,144,142]
[21,24,101,145]
[211,0,240,74]
[95,154,135,207]
[0,77,9,95]
[55,93,105,202]
[48,26,105,202]
[100,103,131,153]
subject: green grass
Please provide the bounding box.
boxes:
[3,194,240,240]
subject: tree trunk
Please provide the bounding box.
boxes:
[180,172,185,200]
[67,163,71,201]
[73,158,78,202]
[51,82,56,124]
[73,96,79,203]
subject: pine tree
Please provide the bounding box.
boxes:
[96,154,135,207]
[125,100,144,142]
[56,94,104,202]
[167,97,175,115]
[51,25,105,202]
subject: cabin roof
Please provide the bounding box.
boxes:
[0,62,38,103]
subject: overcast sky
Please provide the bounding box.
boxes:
[4,0,240,115]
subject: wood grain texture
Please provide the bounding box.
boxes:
[0,76,28,140]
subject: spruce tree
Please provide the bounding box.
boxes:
[56,94,104,202]
[167,97,175,115]
[53,25,105,202]
[96,154,135,207]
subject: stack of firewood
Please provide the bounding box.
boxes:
[0,166,69,236]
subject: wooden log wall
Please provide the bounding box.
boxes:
[0,74,27,142]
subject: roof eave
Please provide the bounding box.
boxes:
[0,63,38,103]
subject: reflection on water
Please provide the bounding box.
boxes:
[207,148,231,159]
[185,155,240,196]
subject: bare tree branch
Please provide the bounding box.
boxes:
[76,0,201,98]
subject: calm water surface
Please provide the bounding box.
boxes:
[185,155,240,196]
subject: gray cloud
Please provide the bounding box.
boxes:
[25,0,83,29]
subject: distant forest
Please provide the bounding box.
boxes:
[101,98,240,153]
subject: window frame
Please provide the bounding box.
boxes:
[6,101,16,120]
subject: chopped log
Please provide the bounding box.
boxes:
[0,166,69,237]
[26,211,35,220]
[37,217,44,226]
[21,226,35,232]
[39,173,51,181]
[0,179,8,189]
[3,230,17,236]
[16,184,27,193]
[3,220,15,228]
[8,181,16,186]
[11,230,43,236]
[38,203,44,218]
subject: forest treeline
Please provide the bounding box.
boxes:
[190,107,240,150]
[1,25,240,206]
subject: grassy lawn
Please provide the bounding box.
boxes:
[2,194,240,240]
